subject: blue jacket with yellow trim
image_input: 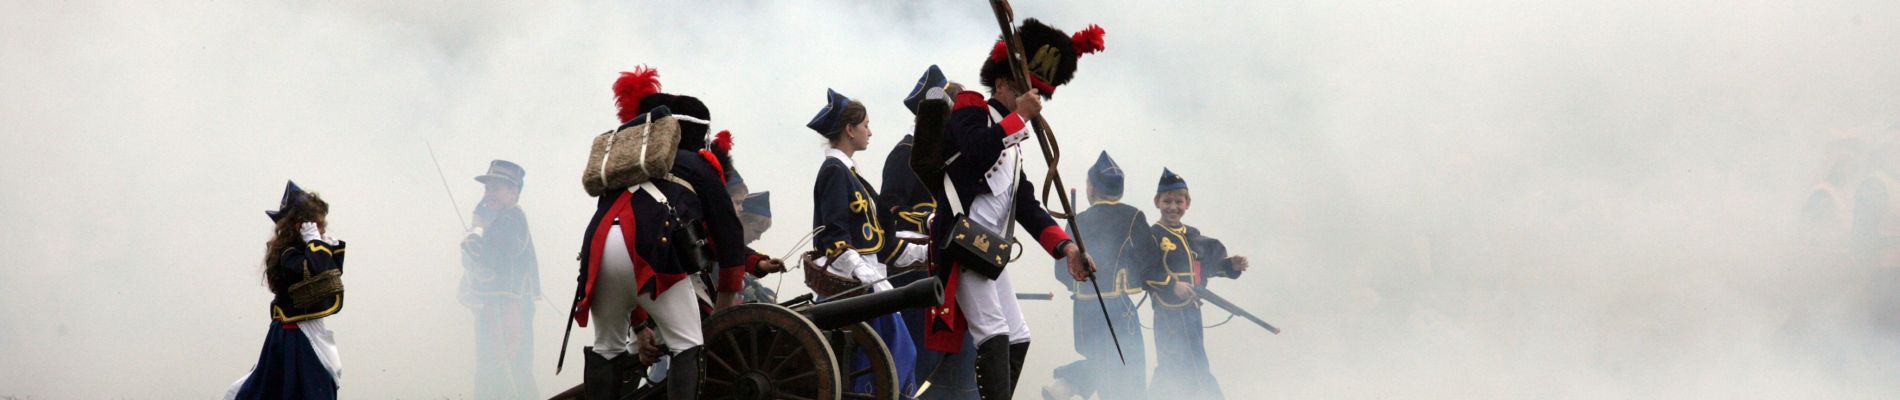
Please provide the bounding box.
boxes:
[269,240,346,323]
[812,157,902,264]
[1055,202,1158,297]
[879,134,936,236]
[1144,224,1242,308]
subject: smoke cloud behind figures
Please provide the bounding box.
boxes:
[2,0,1899,398]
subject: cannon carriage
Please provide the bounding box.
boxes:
[552,276,942,400]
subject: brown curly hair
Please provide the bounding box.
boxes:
[263,192,328,286]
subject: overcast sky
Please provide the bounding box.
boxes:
[4,0,1900,398]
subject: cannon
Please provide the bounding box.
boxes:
[551,276,943,400]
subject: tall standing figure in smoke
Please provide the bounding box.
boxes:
[226,181,347,400]
[458,159,540,399]
[805,88,929,396]
[921,18,1103,400]
[1044,152,1154,400]
[1143,169,1251,400]
[571,66,752,400]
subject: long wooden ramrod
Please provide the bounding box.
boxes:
[987,0,1125,365]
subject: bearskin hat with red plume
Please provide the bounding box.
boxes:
[613,65,715,151]
[979,19,1105,98]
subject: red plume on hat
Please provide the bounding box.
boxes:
[1072,24,1106,56]
[614,66,662,123]
[712,130,734,156]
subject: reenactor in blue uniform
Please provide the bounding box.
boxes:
[458,160,541,399]
[1142,169,1251,400]
[890,65,982,400]
[807,88,928,396]
[1043,152,1153,400]
[226,181,346,400]
[573,66,753,400]
[919,19,1105,400]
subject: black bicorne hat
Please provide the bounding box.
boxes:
[979,19,1105,98]
[266,180,306,222]
[805,89,852,137]
[903,65,950,115]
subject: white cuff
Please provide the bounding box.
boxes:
[893,243,928,268]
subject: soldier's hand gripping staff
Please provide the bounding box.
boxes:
[915,14,1106,400]
[561,66,751,400]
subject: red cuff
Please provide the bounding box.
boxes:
[745,253,770,278]
[999,113,1028,137]
[1037,225,1072,256]
[718,265,745,293]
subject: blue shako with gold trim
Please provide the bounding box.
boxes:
[264,181,347,323]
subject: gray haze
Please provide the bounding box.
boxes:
[4,0,1899,398]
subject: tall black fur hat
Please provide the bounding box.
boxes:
[979,19,1105,98]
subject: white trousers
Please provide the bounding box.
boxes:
[956,267,1031,345]
[592,225,704,358]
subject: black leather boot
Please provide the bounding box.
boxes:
[667,346,704,400]
[583,347,625,400]
[1008,341,1031,391]
[976,336,1014,400]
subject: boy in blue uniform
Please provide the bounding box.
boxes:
[1142,169,1251,400]
[1044,152,1153,400]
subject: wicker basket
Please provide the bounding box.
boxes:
[801,251,866,300]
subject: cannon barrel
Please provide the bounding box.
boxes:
[799,277,943,330]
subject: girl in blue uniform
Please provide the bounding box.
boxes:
[226,181,346,400]
[807,89,928,397]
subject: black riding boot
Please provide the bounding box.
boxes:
[667,346,704,400]
[583,347,626,400]
[1008,341,1031,391]
[976,336,1015,400]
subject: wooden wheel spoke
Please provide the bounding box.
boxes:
[848,366,872,379]
[726,330,753,370]
[766,337,801,377]
[707,348,740,375]
[776,369,818,385]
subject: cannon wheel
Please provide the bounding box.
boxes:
[703,303,843,400]
[833,322,900,400]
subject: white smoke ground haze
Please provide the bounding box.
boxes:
[3,0,1898,398]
